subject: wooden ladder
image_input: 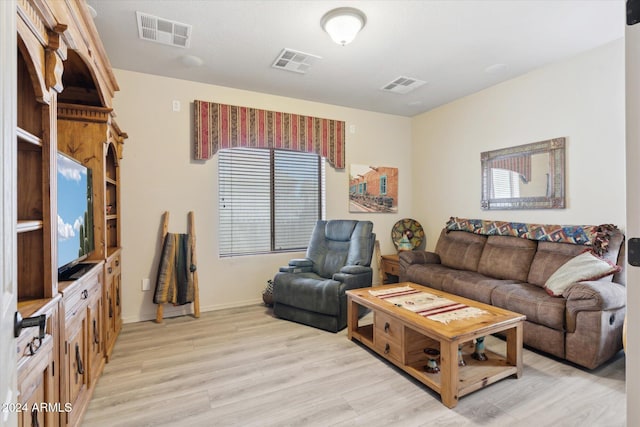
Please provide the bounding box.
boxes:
[155,211,201,323]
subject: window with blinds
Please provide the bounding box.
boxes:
[490,168,521,198]
[218,147,324,257]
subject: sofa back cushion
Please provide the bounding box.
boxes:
[435,230,487,271]
[528,228,625,287]
[477,236,537,281]
[527,241,586,287]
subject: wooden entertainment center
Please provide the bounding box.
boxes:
[15,0,126,425]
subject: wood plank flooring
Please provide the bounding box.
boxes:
[83,305,625,427]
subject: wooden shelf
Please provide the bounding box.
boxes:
[17,219,43,233]
[17,126,43,146]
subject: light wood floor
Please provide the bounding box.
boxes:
[83,305,625,427]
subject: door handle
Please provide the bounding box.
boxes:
[14,312,46,338]
[75,343,85,375]
[93,319,100,345]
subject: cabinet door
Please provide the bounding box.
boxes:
[87,295,103,383]
[17,335,56,427]
[65,315,87,412]
[103,270,114,348]
[113,272,122,334]
[20,377,44,427]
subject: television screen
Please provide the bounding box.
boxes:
[57,152,94,272]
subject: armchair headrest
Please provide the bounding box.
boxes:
[306,220,375,278]
[325,220,358,241]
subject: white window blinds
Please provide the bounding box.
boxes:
[218,147,324,256]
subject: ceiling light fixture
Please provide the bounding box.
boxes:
[320,7,366,46]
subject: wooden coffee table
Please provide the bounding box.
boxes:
[346,282,525,408]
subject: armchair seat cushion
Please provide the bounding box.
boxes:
[274,272,342,316]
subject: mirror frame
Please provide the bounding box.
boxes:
[481,137,565,210]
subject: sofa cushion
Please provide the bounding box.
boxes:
[477,236,537,282]
[435,230,487,271]
[491,283,566,331]
[403,263,452,291]
[527,241,586,287]
[543,251,621,297]
[440,270,517,304]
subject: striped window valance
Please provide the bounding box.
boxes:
[193,100,345,169]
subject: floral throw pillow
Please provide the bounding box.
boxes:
[544,251,621,297]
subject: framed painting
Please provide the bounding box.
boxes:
[349,164,398,213]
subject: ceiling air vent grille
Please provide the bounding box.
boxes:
[272,48,321,74]
[381,76,427,94]
[136,11,192,48]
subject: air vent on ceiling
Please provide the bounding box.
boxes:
[272,48,321,74]
[381,76,427,94]
[136,11,192,48]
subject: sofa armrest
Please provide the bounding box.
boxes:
[398,250,440,270]
[564,280,626,332]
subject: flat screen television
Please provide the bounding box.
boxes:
[57,152,95,281]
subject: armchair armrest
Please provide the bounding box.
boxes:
[564,280,626,333]
[339,265,372,275]
[279,258,313,273]
[333,266,373,290]
[289,258,313,267]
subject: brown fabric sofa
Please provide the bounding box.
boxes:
[399,228,626,369]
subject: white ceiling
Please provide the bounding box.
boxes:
[90,0,625,117]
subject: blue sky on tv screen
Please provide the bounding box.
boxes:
[57,154,89,268]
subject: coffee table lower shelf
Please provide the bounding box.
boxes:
[347,284,524,408]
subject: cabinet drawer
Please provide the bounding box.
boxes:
[15,298,59,365]
[374,312,402,342]
[106,253,121,276]
[385,262,400,276]
[63,270,102,320]
[374,312,402,361]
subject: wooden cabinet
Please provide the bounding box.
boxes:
[380,254,400,284]
[57,105,126,363]
[16,0,62,424]
[16,297,61,427]
[14,1,126,426]
[59,264,104,427]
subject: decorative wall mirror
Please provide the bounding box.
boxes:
[481,137,565,210]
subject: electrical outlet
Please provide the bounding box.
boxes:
[142,278,151,291]
[172,100,181,112]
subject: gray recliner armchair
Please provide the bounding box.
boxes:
[272,220,375,332]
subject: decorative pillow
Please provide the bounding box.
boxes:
[544,251,621,296]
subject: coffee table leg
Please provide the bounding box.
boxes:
[440,340,459,408]
[347,296,358,340]
[505,322,524,378]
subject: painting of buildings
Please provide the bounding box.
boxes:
[349,164,399,213]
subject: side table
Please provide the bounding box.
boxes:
[380,254,400,284]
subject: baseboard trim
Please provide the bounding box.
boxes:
[122,298,265,324]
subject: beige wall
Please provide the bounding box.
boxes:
[113,38,624,323]
[411,39,625,250]
[112,70,411,322]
